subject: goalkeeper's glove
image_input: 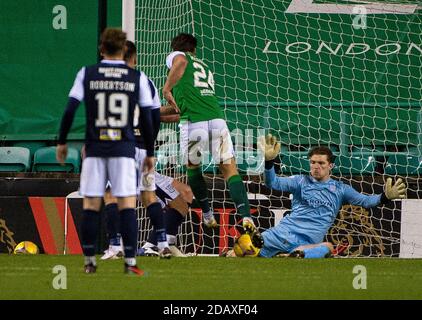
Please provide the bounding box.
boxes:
[383,177,407,201]
[258,134,281,161]
[242,217,264,248]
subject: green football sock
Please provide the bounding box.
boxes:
[227,175,251,218]
[187,167,211,214]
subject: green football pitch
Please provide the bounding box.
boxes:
[1,254,422,300]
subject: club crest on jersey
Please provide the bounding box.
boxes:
[100,129,122,141]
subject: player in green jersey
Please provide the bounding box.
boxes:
[163,33,262,243]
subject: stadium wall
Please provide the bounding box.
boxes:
[1,196,419,257]
[1,178,420,257]
[0,0,121,141]
[0,196,108,255]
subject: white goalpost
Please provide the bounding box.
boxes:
[125,0,422,257]
[122,0,136,42]
[63,190,83,255]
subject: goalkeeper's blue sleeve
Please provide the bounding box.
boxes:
[264,167,301,193]
[343,184,381,208]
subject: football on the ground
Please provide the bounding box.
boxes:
[13,241,39,254]
[233,234,260,257]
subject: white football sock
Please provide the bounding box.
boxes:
[167,235,176,246]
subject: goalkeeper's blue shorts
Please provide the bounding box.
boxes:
[259,226,311,258]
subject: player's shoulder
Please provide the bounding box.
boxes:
[290,174,307,184]
[328,178,349,192]
[190,54,208,67]
[84,62,99,72]
[137,69,148,79]
[166,51,187,68]
[86,61,124,69]
[85,61,133,72]
[298,174,310,182]
[166,51,186,60]
[330,178,345,187]
[79,63,99,79]
[147,76,158,87]
[138,70,156,91]
[85,61,100,68]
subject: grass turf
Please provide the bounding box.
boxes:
[1,254,422,300]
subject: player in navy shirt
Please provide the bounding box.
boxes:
[100,40,192,259]
[56,28,155,275]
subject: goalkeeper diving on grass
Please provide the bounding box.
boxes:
[233,134,407,258]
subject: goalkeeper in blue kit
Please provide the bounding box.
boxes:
[235,134,407,258]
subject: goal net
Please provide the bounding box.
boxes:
[128,0,422,257]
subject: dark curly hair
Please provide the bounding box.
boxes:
[124,40,137,62]
[171,33,197,53]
